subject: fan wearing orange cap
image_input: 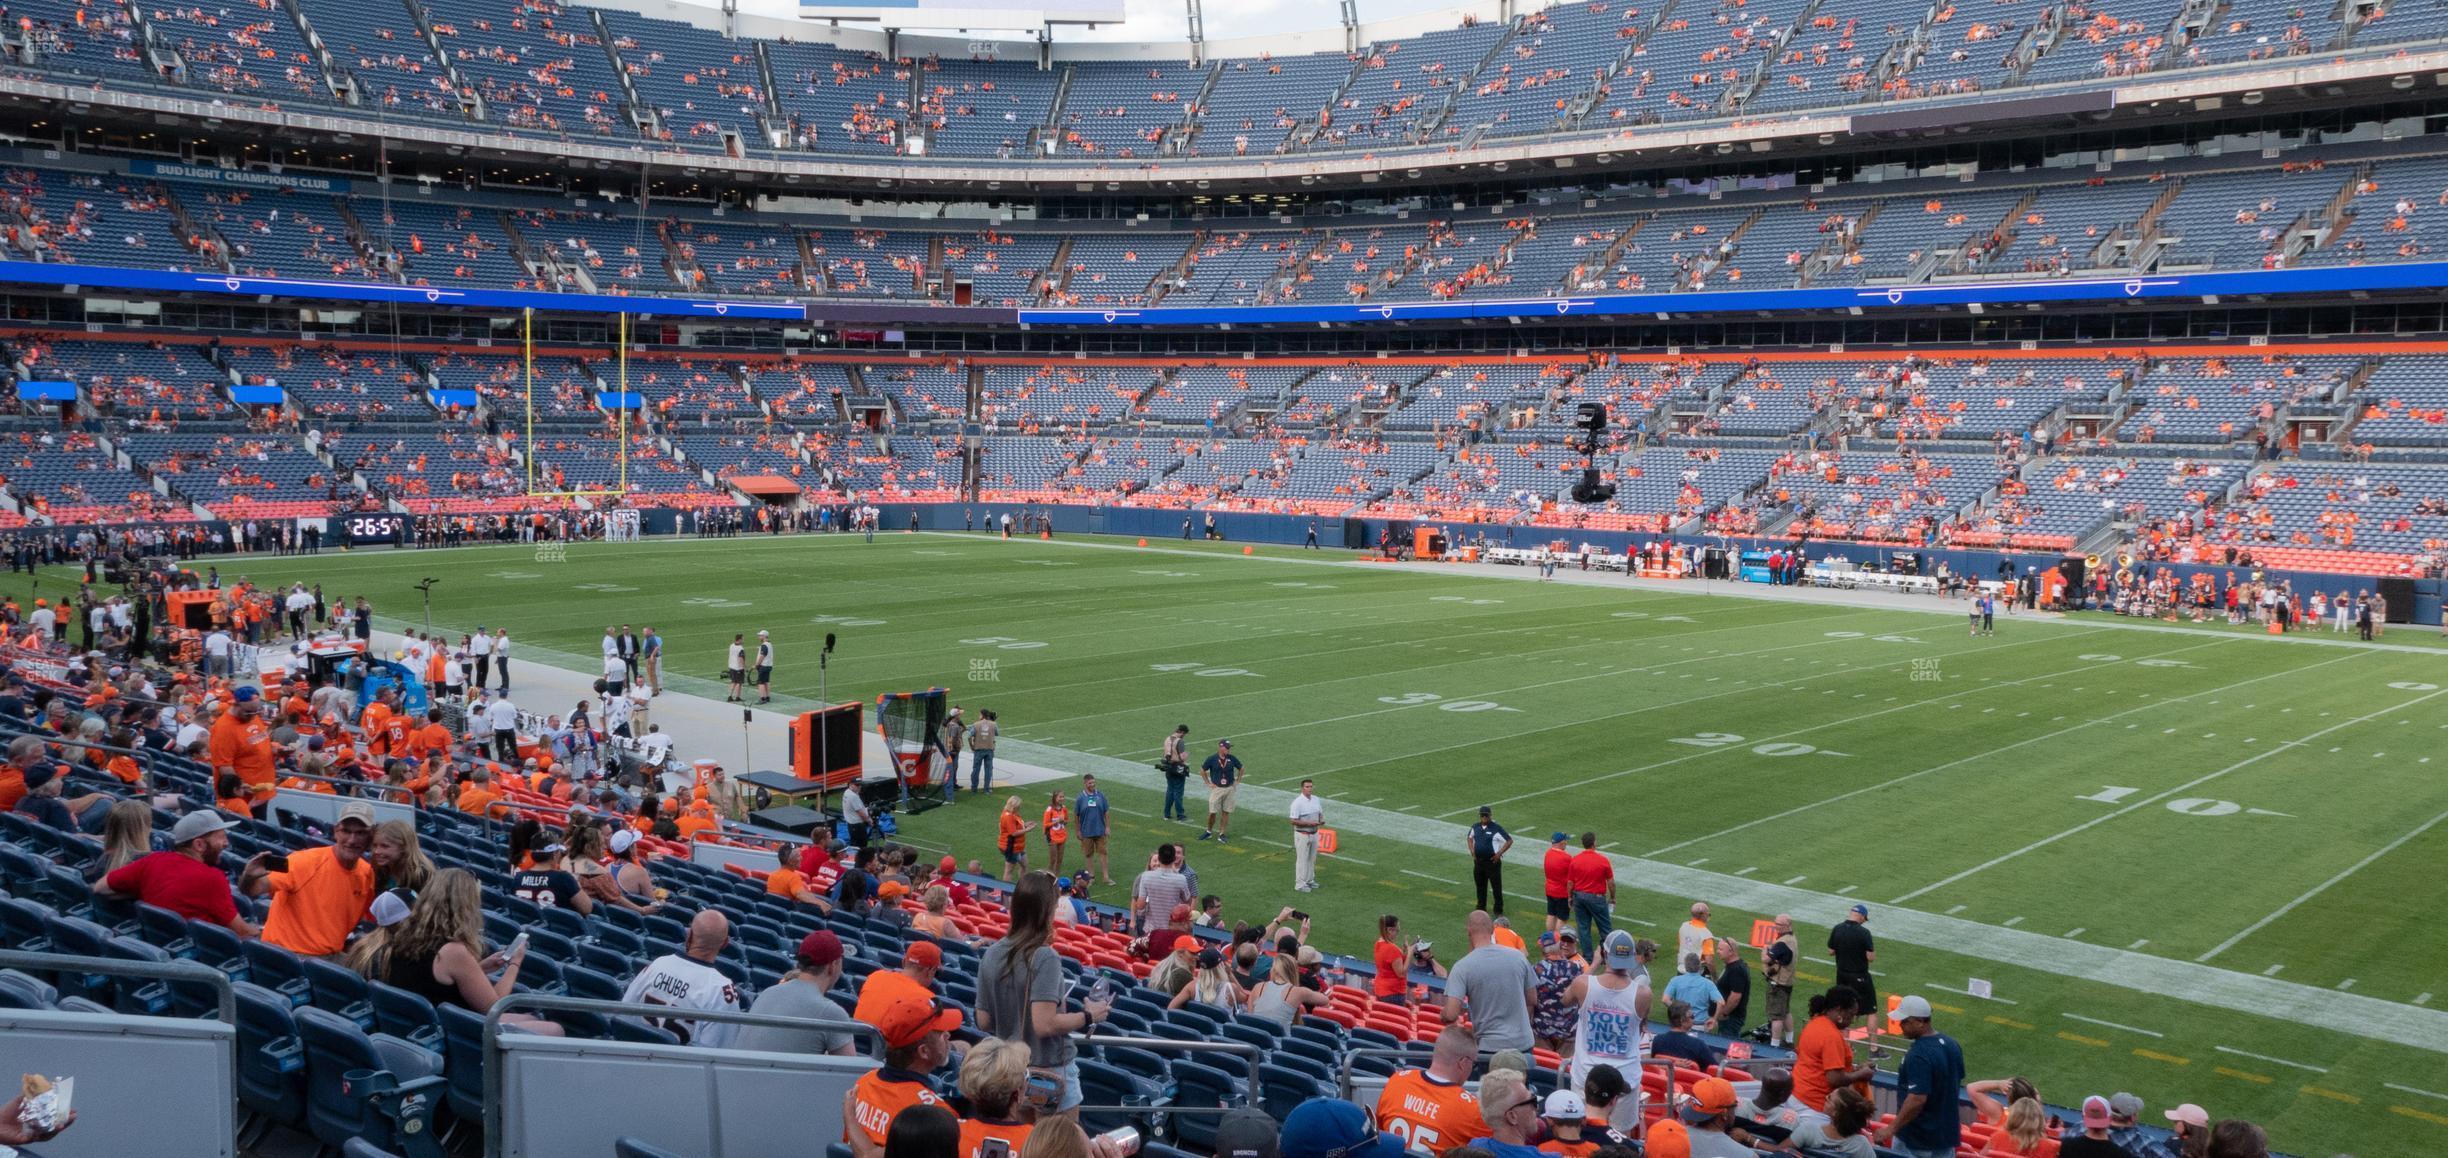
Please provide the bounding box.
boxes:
[842,990,960,1158]
[674,787,721,843]
[855,941,943,1029]
[1673,1076,1749,1157]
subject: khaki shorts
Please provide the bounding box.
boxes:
[1207,784,1238,813]
[1766,983,1793,1020]
[1081,835,1108,858]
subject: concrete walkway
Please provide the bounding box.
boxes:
[354,624,1068,796]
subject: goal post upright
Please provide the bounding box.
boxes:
[522,304,632,504]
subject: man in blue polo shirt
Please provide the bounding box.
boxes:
[1074,774,1113,885]
[1874,995,1964,1158]
[1199,740,1241,843]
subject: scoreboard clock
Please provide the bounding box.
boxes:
[344,514,407,545]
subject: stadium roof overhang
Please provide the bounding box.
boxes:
[9,46,2448,200]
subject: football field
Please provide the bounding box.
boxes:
[62,530,2448,1154]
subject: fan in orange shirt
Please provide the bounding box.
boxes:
[1376,1027,1491,1154]
[843,992,959,1158]
[995,797,1032,883]
[674,791,721,842]
[1040,790,1070,875]
[1792,987,1876,1116]
[208,686,279,804]
[405,708,455,764]
[952,1039,1035,1158]
[359,694,396,758]
[455,768,507,817]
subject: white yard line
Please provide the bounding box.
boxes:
[2385,1083,2448,1101]
[2198,804,2448,962]
[1892,686,2448,905]
[2064,1013,2163,1038]
[2214,1046,2328,1073]
[1924,982,2018,1005]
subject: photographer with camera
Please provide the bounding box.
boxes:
[1371,914,1445,1006]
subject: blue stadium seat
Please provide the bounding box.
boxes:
[610,1016,680,1046]
[1164,1060,1245,1149]
[233,981,308,1146]
[537,906,590,940]
[37,912,122,1005]
[367,980,446,1053]
[434,1003,488,1128]
[133,902,197,959]
[295,1005,445,1152]
[0,968,59,1009]
[184,919,252,984]
[100,934,177,1016]
[303,955,379,1030]
[343,1137,404,1158]
[1257,1063,1328,1124]
[0,897,55,954]
[1075,1057,1163,1136]
[1216,1021,1276,1054]
[241,940,314,1007]
[617,1138,689,1158]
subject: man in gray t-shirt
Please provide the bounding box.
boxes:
[733,932,857,1056]
[1440,911,1539,1052]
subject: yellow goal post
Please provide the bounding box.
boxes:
[522,306,633,500]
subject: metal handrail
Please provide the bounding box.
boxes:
[1332,1044,1804,1143]
[481,990,883,1157]
[0,945,237,1025]
[0,945,239,1115]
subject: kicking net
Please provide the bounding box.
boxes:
[876,688,948,799]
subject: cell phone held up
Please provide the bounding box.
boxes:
[259,853,290,874]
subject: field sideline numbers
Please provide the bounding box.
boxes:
[2076,654,2196,668]
[2077,785,2288,818]
[961,636,1048,650]
[1611,611,1698,622]
[1667,732,1847,758]
[810,614,887,627]
[1377,692,1522,712]
[681,596,752,610]
[1150,663,1259,678]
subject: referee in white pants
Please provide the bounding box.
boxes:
[1289,779,1325,892]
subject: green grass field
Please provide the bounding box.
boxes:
[27,531,2448,1154]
